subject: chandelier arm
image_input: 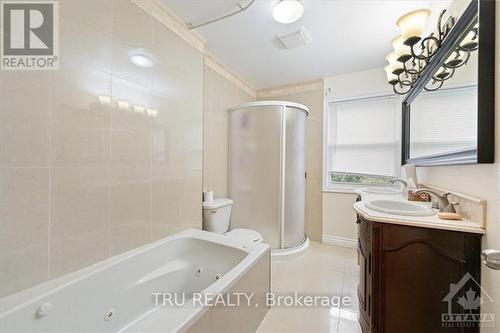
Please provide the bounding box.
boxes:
[424,80,444,92]
[393,83,412,95]
[458,44,478,52]
[437,10,446,41]
[443,50,470,69]
[402,58,427,76]
[410,36,440,61]
[402,61,418,75]
[397,72,415,86]
[432,67,456,82]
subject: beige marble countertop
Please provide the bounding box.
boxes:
[353,196,485,235]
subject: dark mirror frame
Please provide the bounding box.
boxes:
[401,0,495,166]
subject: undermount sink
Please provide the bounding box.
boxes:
[357,187,402,195]
[365,199,435,216]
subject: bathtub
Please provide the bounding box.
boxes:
[0,229,270,332]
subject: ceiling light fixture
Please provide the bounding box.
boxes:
[129,54,154,68]
[273,0,304,24]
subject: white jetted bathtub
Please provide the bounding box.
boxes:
[0,229,270,332]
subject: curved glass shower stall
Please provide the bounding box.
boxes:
[228,101,309,254]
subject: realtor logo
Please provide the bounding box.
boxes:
[442,272,495,328]
[1,1,59,70]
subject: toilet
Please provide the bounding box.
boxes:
[202,198,263,245]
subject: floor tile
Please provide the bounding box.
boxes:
[258,242,360,333]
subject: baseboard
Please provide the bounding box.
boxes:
[322,235,357,249]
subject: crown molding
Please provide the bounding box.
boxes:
[257,79,324,99]
[132,0,256,98]
[204,52,256,98]
[132,0,206,53]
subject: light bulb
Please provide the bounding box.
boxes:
[385,65,398,83]
[397,9,431,43]
[117,100,130,110]
[460,30,478,50]
[391,36,411,62]
[385,52,403,74]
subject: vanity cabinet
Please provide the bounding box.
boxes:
[356,215,482,333]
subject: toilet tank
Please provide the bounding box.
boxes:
[202,198,233,233]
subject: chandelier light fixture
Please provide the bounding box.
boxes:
[385,8,479,95]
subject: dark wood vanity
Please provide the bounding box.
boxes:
[356,214,482,333]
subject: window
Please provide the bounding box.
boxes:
[324,95,400,190]
[409,85,477,160]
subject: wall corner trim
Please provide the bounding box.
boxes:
[204,52,257,98]
[257,79,324,99]
[322,235,357,249]
[132,0,206,52]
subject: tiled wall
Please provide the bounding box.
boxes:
[257,86,324,242]
[203,67,255,198]
[0,0,203,298]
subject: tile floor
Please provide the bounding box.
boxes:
[257,242,361,333]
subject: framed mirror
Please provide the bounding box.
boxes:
[401,0,495,166]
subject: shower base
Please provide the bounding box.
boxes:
[271,236,309,261]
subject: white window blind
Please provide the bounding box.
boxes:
[326,96,399,186]
[410,85,477,159]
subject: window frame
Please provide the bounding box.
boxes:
[322,93,402,193]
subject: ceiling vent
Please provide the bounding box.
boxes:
[277,27,312,49]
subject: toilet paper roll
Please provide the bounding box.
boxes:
[203,191,214,202]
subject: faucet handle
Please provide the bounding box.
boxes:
[432,201,440,210]
[444,201,459,213]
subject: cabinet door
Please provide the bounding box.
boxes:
[357,233,371,332]
[380,224,480,333]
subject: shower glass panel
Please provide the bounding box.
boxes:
[283,107,306,247]
[229,105,282,248]
[229,101,308,251]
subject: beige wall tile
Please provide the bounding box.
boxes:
[51,69,112,167]
[111,76,152,132]
[111,130,152,167]
[203,166,227,198]
[110,167,152,255]
[0,168,49,297]
[0,0,203,297]
[178,169,203,230]
[151,167,182,240]
[0,72,50,167]
[58,0,113,72]
[112,0,154,89]
[50,167,109,277]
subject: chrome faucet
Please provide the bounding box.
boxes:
[391,178,408,189]
[412,189,451,212]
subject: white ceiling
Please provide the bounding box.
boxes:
[162,0,432,90]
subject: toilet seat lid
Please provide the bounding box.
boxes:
[225,228,263,243]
